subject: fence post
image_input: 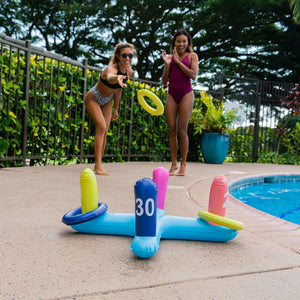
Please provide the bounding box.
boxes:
[252,79,261,162]
[79,59,88,163]
[21,40,31,166]
[127,77,135,161]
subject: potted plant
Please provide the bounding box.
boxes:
[189,91,238,164]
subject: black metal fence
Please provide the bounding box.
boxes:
[207,75,295,162]
[0,35,295,167]
[0,35,169,167]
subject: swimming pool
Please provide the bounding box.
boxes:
[229,175,300,225]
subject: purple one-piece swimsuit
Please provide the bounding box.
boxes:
[168,55,193,104]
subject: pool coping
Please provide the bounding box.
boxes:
[229,173,300,254]
[229,173,300,191]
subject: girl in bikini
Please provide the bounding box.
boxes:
[85,43,136,175]
[161,29,199,176]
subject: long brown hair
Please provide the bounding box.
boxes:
[170,29,193,53]
[109,42,137,64]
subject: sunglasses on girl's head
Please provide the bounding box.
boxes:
[121,53,134,59]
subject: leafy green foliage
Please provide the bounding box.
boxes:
[0,49,170,166]
[257,122,300,165]
[228,129,253,163]
[0,137,9,154]
[189,91,238,135]
[281,80,300,113]
[262,80,300,164]
[0,49,95,166]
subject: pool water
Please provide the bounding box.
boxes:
[229,175,300,225]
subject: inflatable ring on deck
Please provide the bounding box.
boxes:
[198,210,244,230]
[137,89,164,116]
[62,202,108,225]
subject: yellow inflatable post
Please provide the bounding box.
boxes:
[80,168,98,213]
[137,89,164,116]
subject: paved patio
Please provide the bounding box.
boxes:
[1,162,300,299]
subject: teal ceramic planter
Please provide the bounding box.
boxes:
[200,132,229,164]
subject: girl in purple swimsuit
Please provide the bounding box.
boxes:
[84,43,136,175]
[162,29,199,176]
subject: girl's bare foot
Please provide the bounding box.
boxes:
[169,164,178,176]
[94,167,109,176]
[176,164,186,176]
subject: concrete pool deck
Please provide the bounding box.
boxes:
[1,162,300,299]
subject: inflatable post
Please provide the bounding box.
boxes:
[80,168,98,213]
[199,175,243,230]
[131,179,159,258]
[208,175,228,225]
[152,167,169,210]
[134,178,157,237]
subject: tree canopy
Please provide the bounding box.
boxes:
[1,0,299,86]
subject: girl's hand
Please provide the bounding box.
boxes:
[162,51,171,65]
[172,47,180,63]
[112,109,118,121]
[117,75,127,88]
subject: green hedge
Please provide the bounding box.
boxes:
[0,49,172,166]
[1,49,299,166]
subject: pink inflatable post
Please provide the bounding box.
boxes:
[208,175,228,226]
[152,167,169,210]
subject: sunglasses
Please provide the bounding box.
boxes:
[121,53,134,59]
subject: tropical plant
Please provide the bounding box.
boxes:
[189,91,238,135]
[257,122,300,165]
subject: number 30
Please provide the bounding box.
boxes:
[136,198,155,217]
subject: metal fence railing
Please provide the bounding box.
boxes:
[0,35,296,167]
[0,35,169,167]
[207,75,295,162]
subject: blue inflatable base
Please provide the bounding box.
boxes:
[66,208,237,258]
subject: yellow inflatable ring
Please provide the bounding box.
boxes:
[137,89,164,116]
[198,210,244,230]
